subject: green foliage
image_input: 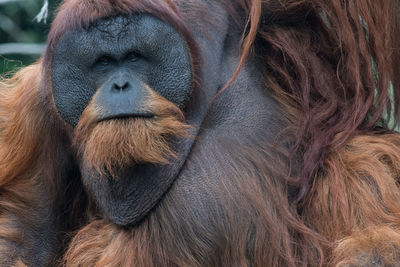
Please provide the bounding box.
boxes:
[0,0,62,75]
[0,54,37,76]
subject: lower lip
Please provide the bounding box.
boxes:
[97,114,155,123]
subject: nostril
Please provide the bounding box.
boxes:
[113,82,130,91]
[112,83,120,91]
[122,82,129,90]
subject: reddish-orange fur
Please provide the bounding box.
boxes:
[75,89,191,178]
[303,134,400,264]
[0,64,43,187]
[0,64,64,265]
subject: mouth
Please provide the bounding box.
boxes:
[97,113,155,123]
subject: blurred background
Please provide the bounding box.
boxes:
[0,0,61,76]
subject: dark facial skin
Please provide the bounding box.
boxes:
[52,15,192,126]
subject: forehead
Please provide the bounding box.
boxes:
[71,14,176,43]
[53,14,182,60]
[90,15,134,39]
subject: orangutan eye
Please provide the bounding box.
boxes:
[96,55,114,66]
[125,51,140,62]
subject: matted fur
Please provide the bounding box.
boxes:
[74,90,191,178]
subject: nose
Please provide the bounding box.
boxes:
[113,80,130,91]
[110,71,132,91]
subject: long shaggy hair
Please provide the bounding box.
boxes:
[228,0,400,199]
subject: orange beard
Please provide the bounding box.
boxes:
[74,93,191,178]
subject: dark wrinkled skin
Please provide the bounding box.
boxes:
[52,15,193,127]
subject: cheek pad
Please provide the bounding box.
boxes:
[143,22,192,109]
[52,61,95,127]
[51,29,98,127]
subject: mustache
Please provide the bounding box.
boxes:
[73,93,191,178]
